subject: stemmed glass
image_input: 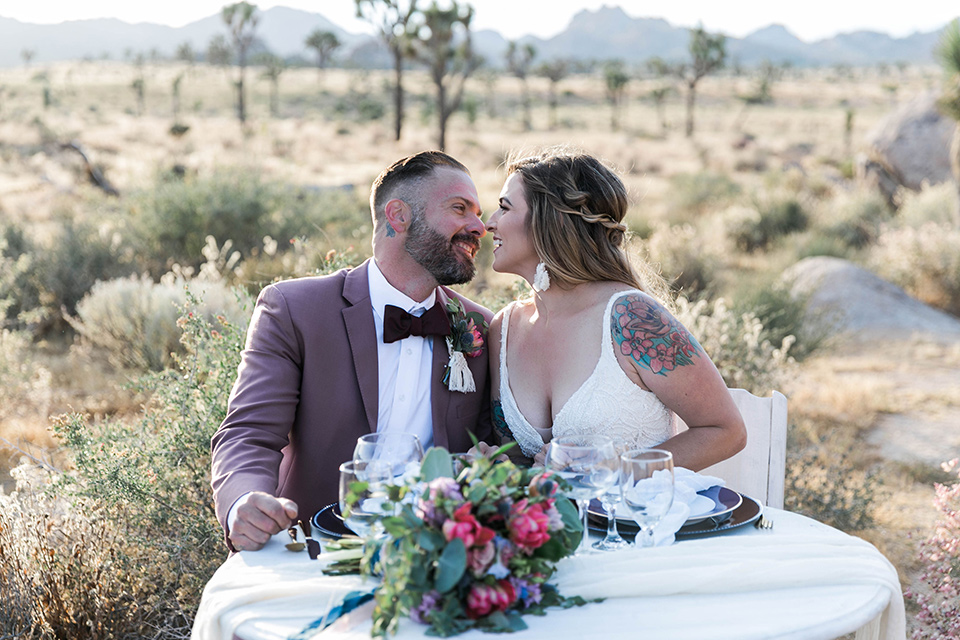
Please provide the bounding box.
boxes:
[593,459,629,551]
[619,449,674,548]
[353,432,424,482]
[545,434,618,556]
[338,459,392,539]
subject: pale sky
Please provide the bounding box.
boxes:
[0,0,956,42]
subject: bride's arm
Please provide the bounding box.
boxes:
[611,292,746,470]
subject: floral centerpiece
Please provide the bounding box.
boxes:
[346,446,589,637]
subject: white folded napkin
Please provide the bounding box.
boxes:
[633,467,726,546]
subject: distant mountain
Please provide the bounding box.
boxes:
[0,5,952,68]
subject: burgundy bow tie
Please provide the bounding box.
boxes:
[382,303,451,344]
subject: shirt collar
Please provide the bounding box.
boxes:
[368,259,438,319]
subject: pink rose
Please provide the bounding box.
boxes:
[442,503,495,549]
[528,471,560,498]
[467,540,496,576]
[508,499,551,552]
[465,580,517,619]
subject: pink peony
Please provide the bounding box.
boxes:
[508,499,552,552]
[442,503,495,549]
[465,580,517,619]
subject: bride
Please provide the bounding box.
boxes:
[486,148,746,468]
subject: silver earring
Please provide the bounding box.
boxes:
[533,262,551,292]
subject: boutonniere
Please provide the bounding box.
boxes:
[442,298,487,393]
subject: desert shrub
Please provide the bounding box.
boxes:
[869,222,960,316]
[673,296,795,394]
[908,458,960,639]
[1,217,133,334]
[727,197,808,252]
[730,282,825,361]
[645,223,718,297]
[817,188,893,249]
[129,169,368,274]
[665,171,741,221]
[70,267,250,371]
[0,289,247,639]
[791,229,857,261]
[784,435,878,532]
[897,181,960,228]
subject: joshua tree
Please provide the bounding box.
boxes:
[221,1,260,124]
[935,18,960,208]
[505,41,536,131]
[675,25,726,138]
[255,53,285,117]
[172,72,185,121]
[536,58,569,130]
[648,85,672,135]
[409,0,479,151]
[304,29,340,85]
[131,53,146,116]
[20,49,35,67]
[603,60,630,131]
[176,42,196,66]
[206,34,232,67]
[355,0,419,141]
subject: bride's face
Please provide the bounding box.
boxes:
[486,172,538,279]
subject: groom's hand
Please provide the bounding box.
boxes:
[229,492,299,552]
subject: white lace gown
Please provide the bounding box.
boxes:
[499,290,675,458]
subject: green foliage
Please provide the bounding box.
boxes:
[897,181,960,227]
[934,19,960,122]
[128,168,367,274]
[729,281,825,362]
[666,171,741,220]
[727,197,808,252]
[645,222,717,296]
[817,188,893,249]
[0,288,248,638]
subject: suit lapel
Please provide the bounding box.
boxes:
[430,289,453,448]
[342,259,379,433]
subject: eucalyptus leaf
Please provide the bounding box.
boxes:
[434,538,466,593]
[421,447,454,481]
[556,497,581,531]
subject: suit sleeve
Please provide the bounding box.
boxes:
[210,284,303,534]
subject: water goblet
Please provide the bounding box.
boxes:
[338,459,392,539]
[353,432,424,482]
[545,434,618,556]
[619,449,674,548]
[592,464,630,551]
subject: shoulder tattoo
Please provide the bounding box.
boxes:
[491,399,513,443]
[611,294,702,375]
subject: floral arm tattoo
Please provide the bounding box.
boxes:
[611,293,703,375]
[491,399,513,443]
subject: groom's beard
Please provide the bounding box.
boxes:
[405,216,479,286]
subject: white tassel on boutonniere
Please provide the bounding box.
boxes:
[445,337,476,392]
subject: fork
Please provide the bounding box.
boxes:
[754,515,774,530]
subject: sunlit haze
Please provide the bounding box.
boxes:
[1,0,957,42]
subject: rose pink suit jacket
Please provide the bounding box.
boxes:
[211,259,493,537]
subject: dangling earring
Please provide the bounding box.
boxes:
[533,262,551,292]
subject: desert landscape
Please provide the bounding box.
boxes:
[1,45,959,638]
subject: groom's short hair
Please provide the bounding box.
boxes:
[370,151,470,232]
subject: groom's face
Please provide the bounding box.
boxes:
[404,167,485,286]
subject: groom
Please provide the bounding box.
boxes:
[211,151,494,552]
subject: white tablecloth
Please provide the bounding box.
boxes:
[191,508,905,640]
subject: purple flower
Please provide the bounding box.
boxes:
[411,590,441,624]
[508,577,543,608]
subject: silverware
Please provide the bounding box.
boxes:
[285,526,306,552]
[300,519,322,559]
[754,515,774,530]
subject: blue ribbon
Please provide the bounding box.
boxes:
[289,589,376,639]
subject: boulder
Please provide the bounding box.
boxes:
[858,91,955,204]
[782,256,960,343]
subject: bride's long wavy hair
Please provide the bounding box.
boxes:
[505,147,669,300]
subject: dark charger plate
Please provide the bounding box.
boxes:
[311,503,354,539]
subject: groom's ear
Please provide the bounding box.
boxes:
[383,199,410,235]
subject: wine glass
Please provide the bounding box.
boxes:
[545,434,618,556]
[338,459,392,539]
[353,432,424,482]
[593,461,629,551]
[619,449,674,548]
